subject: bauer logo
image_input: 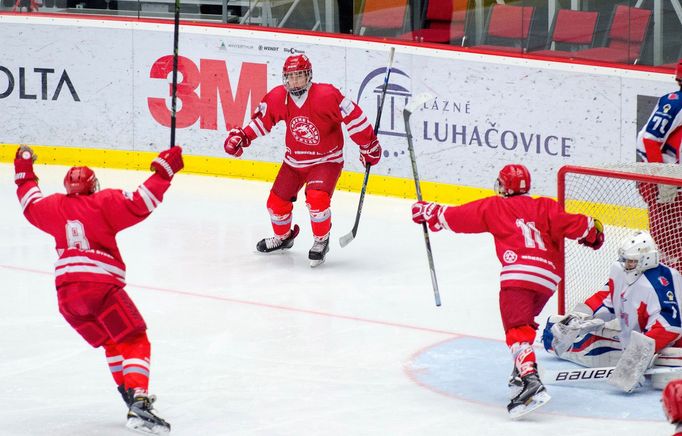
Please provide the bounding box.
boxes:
[553,368,613,381]
[357,66,412,139]
[0,66,80,101]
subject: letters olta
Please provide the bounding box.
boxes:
[147,56,267,131]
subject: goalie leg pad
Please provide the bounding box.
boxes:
[663,379,682,423]
[653,347,682,389]
[608,331,656,393]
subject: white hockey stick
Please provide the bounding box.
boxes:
[403,92,441,307]
[541,365,682,385]
[339,46,395,248]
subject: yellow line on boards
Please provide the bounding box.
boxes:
[0,143,491,205]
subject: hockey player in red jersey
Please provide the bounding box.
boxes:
[14,145,184,435]
[664,379,682,436]
[223,54,381,267]
[636,59,682,270]
[411,164,605,418]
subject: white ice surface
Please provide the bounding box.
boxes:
[0,163,670,435]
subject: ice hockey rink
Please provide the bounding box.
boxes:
[0,162,672,436]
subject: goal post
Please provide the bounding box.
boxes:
[558,164,682,314]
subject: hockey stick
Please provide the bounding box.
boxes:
[169,0,181,148]
[339,46,395,248]
[541,365,682,386]
[403,92,441,307]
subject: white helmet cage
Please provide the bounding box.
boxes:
[618,230,660,273]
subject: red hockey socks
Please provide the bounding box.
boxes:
[306,189,331,239]
[117,332,151,393]
[507,325,538,377]
[266,191,294,238]
[103,341,124,386]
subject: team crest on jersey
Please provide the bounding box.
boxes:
[290,116,320,145]
[663,104,672,113]
[669,93,679,100]
[667,290,675,301]
[660,276,670,286]
[503,250,517,263]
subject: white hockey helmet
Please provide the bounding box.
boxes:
[618,230,660,274]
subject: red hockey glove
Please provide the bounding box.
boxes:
[411,201,444,232]
[663,380,682,423]
[224,127,251,157]
[14,145,38,185]
[359,139,382,167]
[578,218,604,250]
[151,146,184,180]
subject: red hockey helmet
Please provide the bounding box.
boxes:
[282,54,312,97]
[64,166,99,196]
[676,58,682,83]
[496,164,531,197]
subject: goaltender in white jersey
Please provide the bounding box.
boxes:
[542,230,682,392]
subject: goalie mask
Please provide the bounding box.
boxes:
[64,166,99,196]
[282,54,312,97]
[618,230,659,282]
[495,164,531,197]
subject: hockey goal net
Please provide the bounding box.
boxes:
[559,164,682,314]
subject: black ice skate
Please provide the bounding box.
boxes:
[256,224,300,253]
[507,371,551,419]
[118,384,133,408]
[507,367,523,399]
[308,235,330,267]
[126,392,171,435]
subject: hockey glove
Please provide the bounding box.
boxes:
[224,127,251,157]
[151,146,184,180]
[359,139,382,167]
[411,201,444,232]
[578,218,604,250]
[14,145,38,185]
[663,380,682,423]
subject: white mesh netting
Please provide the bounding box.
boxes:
[561,163,682,313]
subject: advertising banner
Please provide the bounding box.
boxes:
[0,16,673,196]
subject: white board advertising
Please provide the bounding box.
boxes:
[0,15,673,196]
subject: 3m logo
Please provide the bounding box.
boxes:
[147,56,267,131]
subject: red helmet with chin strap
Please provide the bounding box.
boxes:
[64,166,99,195]
[496,164,531,197]
[282,54,312,97]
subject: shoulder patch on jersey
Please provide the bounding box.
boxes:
[339,97,354,117]
[669,93,679,100]
[254,102,267,118]
[122,190,134,201]
[503,250,518,263]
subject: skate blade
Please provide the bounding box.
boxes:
[508,391,551,419]
[126,417,170,435]
[309,257,326,268]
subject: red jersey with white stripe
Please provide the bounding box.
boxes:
[585,262,682,352]
[16,173,171,287]
[438,195,595,295]
[242,83,376,168]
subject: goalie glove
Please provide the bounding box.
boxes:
[550,309,604,356]
[578,218,604,250]
[411,201,444,232]
[224,127,251,157]
[359,139,381,167]
[151,146,184,180]
[14,145,38,185]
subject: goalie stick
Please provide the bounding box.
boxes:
[541,365,682,386]
[169,0,181,149]
[403,92,441,307]
[339,46,395,248]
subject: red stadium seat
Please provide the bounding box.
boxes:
[532,9,599,58]
[357,0,409,37]
[473,3,536,53]
[398,0,469,46]
[571,5,652,64]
